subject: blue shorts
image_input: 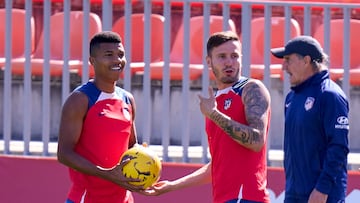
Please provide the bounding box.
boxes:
[226,199,263,203]
[284,196,345,203]
[65,199,75,203]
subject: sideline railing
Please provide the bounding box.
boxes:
[1,0,360,169]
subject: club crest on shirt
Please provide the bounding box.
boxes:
[304,97,315,111]
[224,98,232,110]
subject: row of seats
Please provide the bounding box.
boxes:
[314,19,360,83]
[0,9,236,80]
[251,17,360,85]
[276,18,360,84]
[0,9,294,80]
[0,8,359,84]
[0,9,101,77]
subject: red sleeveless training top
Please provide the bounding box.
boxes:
[206,78,270,203]
[67,82,134,203]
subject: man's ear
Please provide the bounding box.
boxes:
[89,56,95,66]
[304,55,312,64]
[206,55,211,67]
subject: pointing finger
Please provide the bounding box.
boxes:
[208,86,214,98]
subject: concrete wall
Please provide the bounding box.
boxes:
[1,77,360,152]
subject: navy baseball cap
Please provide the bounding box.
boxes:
[271,35,325,62]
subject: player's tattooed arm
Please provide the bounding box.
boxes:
[242,80,271,150]
[209,80,270,152]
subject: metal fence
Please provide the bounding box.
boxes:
[1,0,360,168]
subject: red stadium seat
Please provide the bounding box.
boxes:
[111,13,165,79]
[0,9,35,69]
[90,0,139,3]
[248,17,301,80]
[150,15,237,81]
[350,68,360,86]
[31,0,138,2]
[11,11,102,77]
[313,19,360,81]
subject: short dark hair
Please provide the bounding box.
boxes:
[89,31,122,56]
[206,31,240,56]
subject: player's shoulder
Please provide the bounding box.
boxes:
[62,90,88,115]
[246,77,265,87]
[243,78,269,93]
[73,81,101,99]
[241,78,271,103]
[115,86,133,98]
[67,90,88,104]
[115,86,135,106]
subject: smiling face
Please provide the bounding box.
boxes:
[90,42,126,82]
[206,40,242,89]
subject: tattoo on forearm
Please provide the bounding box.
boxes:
[210,110,261,145]
[235,127,260,145]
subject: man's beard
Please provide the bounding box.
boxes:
[211,66,240,84]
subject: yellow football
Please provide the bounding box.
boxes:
[120,144,162,189]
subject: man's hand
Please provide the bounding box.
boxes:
[308,188,328,203]
[98,158,144,192]
[198,86,217,117]
[140,180,173,196]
